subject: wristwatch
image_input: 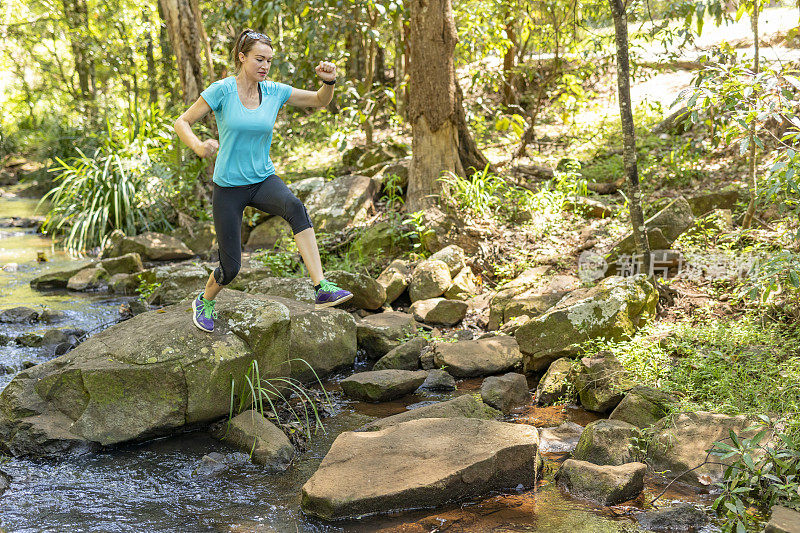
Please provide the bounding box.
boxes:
[323,78,336,85]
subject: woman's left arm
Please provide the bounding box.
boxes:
[286,61,337,108]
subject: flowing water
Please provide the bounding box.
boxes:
[0,197,718,532]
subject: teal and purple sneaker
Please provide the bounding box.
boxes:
[315,279,353,310]
[192,293,218,332]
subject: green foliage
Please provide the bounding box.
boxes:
[227,358,333,443]
[135,274,161,303]
[252,238,303,277]
[439,164,508,217]
[710,417,800,532]
[379,173,405,210]
[400,210,434,259]
[584,316,800,437]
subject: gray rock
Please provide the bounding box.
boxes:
[376,259,413,305]
[173,220,217,258]
[38,309,66,323]
[194,452,228,477]
[443,267,478,300]
[98,252,144,276]
[609,386,676,428]
[0,306,39,323]
[419,369,456,391]
[301,418,541,520]
[432,335,523,378]
[66,267,109,291]
[340,370,428,402]
[539,421,584,453]
[636,504,709,532]
[325,270,386,310]
[356,311,418,360]
[108,231,194,261]
[241,276,316,303]
[144,262,211,305]
[409,259,452,302]
[15,333,43,348]
[480,373,530,414]
[304,174,377,232]
[574,351,634,413]
[556,459,646,506]
[410,297,468,326]
[647,411,760,487]
[515,275,657,372]
[212,410,293,471]
[288,177,324,203]
[359,394,500,431]
[0,469,10,495]
[428,244,466,277]
[0,290,353,458]
[244,217,292,251]
[535,357,577,406]
[573,419,640,466]
[29,265,89,291]
[373,337,427,371]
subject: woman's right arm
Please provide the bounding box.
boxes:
[174,97,219,158]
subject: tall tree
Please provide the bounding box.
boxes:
[610,0,651,277]
[158,0,207,103]
[61,0,95,104]
[406,0,489,212]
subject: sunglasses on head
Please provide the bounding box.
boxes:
[244,31,271,44]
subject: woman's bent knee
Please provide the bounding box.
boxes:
[284,196,313,234]
[214,262,241,286]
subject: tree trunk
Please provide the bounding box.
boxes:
[145,12,158,106]
[157,0,177,105]
[406,0,489,212]
[158,0,206,103]
[393,14,406,120]
[502,23,519,107]
[61,0,95,110]
[406,0,462,212]
[742,0,760,229]
[610,0,651,278]
[376,44,387,84]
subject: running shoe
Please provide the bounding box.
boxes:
[192,292,217,332]
[315,279,353,309]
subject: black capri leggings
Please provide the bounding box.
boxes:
[212,174,313,285]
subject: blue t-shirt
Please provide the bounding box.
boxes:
[200,76,293,187]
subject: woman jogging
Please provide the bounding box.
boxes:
[174,28,353,332]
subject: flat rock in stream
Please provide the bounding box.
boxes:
[432,335,523,378]
[301,417,541,520]
[358,394,501,432]
[340,369,428,402]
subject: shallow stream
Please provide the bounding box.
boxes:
[0,197,717,532]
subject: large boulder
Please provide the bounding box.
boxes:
[324,270,386,310]
[98,253,144,276]
[636,504,709,532]
[480,373,531,414]
[573,419,640,466]
[172,220,217,258]
[765,506,800,533]
[372,337,427,371]
[356,312,418,360]
[428,244,466,277]
[66,267,109,291]
[212,410,293,471]
[686,186,744,216]
[647,411,759,487]
[244,217,292,251]
[238,276,316,303]
[288,177,324,202]
[144,262,212,305]
[349,221,411,259]
[444,267,479,300]
[410,297,468,326]
[107,231,194,261]
[609,386,676,428]
[376,259,413,305]
[539,421,585,453]
[556,459,646,506]
[535,357,577,406]
[304,174,377,232]
[358,395,501,432]
[0,290,353,457]
[0,306,40,324]
[487,266,550,331]
[340,370,428,402]
[432,335,523,378]
[409,259,452,302]
[30,265,90,291]
[301,417,541,520]
[267,296,357,383]
[574,352,634,413]
[605,197,694,274]
[514,275,657,372]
